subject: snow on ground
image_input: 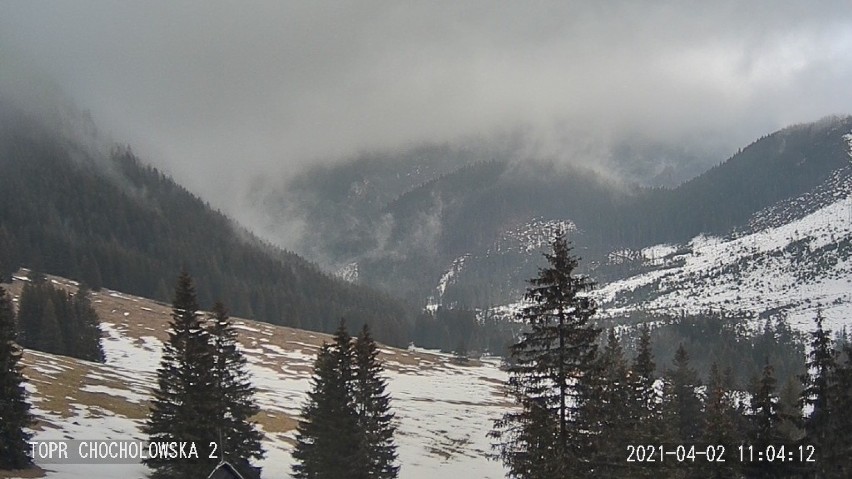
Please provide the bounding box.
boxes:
[26,403,150,479]
[8,278,510,479]
[596,193,852,331]
[490,217,576,255]
[334,261,360,283]
[388,365,509,479]
[427,254,471,312]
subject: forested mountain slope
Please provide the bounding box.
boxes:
[0,101,410,345]
[256,116,852,312]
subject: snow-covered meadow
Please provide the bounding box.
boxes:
[6,277,510,479]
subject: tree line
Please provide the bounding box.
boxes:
[0,285,33,470]
[16,270,105,363]
[0,273,104,471]
[619,309,807,388]
[1,269,400,478]
[0,122,412,346]
[4,244,849,478]
[491,233,852,478]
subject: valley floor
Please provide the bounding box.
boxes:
[4,275,510,479]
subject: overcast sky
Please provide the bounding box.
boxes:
[3,1,852,212]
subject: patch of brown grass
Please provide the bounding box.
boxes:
[5,271,505,441]
[20,352,150,420]
[0,466,46,478]
[255,412,298,435]
[20,354,88,418]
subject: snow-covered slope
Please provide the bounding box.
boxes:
[428,218,576,310]
[596,166,852,331]
[5,276,509,479]
[478,158,852,335]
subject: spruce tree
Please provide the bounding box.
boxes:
[36,298,64,355]
[71,285,105,363]
[745,361,789,478]
[144,272,217,479]
[776,377,803,444]
[490,232,599,478]
[662,344,704,442]
[627,325,661,435]
[799,310,836,476]
[16,280,44,351]
[702,363,739,445]
[587,329,630,477]
[624,324,661,479]
[207,301,264,469]
[491,397,560,479]
[659,344,703,478]
[352,324,399,479]
[701,363,740,478]
[0,286,33,470]
[292,322,359,479]
[825,343,852,477]
[15,277,103,362]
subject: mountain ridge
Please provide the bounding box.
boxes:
[257,116,852,316]
[0,101,412,346]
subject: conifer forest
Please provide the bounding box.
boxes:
[4,3,852,478]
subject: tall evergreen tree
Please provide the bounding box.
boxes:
[586,329,630,477]
[776,377,803,445]
[745,361,790,478]
[491,232,600,478]
[38,299,64,355]
[662,344,703,444]
[491,397,560,479]
[292,322,359,479]
[0,286,33,470]
[824,343,852,477]
[799,310,836,477]
[16,280,45,351]
[623,324,661,479]
[70,285,106,363]
[144,272,217,479]
[700,363,741,478]
[702,363,739,444]
[627,324,661,434]
[207,301,264,469]
[352,324,399,479]
[655,344,705,479]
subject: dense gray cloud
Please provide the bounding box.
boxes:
[2,1,852,213]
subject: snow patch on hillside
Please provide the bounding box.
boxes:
[11,282,510,479]
[427,254,470,312]
[488,218,575,255]
[334,261,359,283]
[596,192,852,331]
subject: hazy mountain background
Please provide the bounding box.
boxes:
[2,81,851,356]
[2,2,852,352]
[0,96,411,345]
[250,116,852,310]
[4,1,852,234]
[4,5,852,479]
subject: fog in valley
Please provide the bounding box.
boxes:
[3,1,852,249]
